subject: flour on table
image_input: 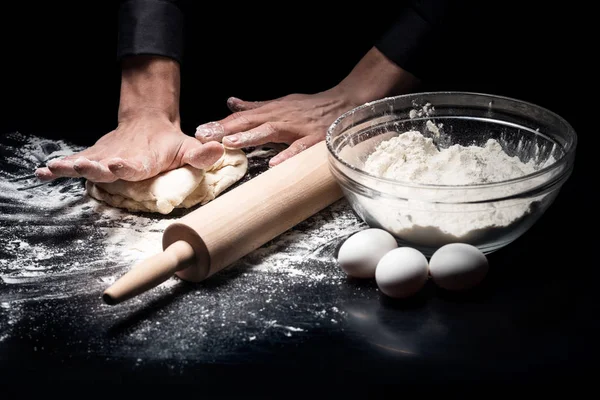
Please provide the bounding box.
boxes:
[1,133,362,351]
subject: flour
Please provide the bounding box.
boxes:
[364,131,548,185]
[0,133,361,285]
[409,102,434,119]
[1,133,363,354]
[359,128,556,251]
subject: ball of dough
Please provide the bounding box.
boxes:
[375,247,429,298]
[429,243,488,291]
[337,228,398,278]
[86,146,248,214]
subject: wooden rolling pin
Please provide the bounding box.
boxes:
[102,141,343,305]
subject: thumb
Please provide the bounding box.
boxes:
[181,138,224,170]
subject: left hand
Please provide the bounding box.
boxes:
[195,88,358,166]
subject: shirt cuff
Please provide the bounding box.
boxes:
[117,0,184,63]
[374,4,443,78]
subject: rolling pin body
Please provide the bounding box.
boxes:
[103,141,343,303]
[164,140,343,282]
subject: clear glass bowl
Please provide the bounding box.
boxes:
[326,92,577,256]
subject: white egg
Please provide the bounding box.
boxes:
[375,247,429,298]
[337,228,398,278]
[429,243,489,291]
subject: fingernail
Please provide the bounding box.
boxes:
[226,136,239,143]
[227,96,241,107]
[196,122,224,139]
[34,169,50,180]
[72,157,87,171]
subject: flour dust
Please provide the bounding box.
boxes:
[0,132,370,359]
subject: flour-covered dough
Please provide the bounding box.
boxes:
[86,147,248,214]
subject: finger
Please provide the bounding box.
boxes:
[226,96,273,112]
[34,167,58,181]
[222,122,279,149]
[181,139,225,169]
[269,136,323,167]
[195,112,263,143]
[72,157,117,182]
[44,148,95,178]
[46,158,81,178]
[106,157,152,181]
[51,153,81,162]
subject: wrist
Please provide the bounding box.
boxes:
[336,47,421,106]
[118,55,181,124]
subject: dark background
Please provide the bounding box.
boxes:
[1,2,589,147]
[0,1,595,388]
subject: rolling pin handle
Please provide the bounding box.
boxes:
[102,240,195,305]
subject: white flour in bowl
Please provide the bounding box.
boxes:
[363,130,549,185]
[358,127,557,251]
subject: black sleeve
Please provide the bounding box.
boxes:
[117,0,188,63]
[374,0,455,78]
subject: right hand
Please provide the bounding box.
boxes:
[34,55,223,183]
[34,111,224,183]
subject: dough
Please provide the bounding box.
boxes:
[86,147,248,214]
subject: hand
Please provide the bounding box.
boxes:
[35,112,224,183]
[195,87,358,167]
[35,55,224,183]
[195,47,420,167]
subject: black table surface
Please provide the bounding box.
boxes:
[0,130,595,389]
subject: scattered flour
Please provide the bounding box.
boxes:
[1,133,361,352]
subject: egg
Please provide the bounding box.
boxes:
[337,228,398,278]
[375,247,429,298]
[429,243,489,291]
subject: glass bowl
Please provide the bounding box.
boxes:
[326,92,577,256]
